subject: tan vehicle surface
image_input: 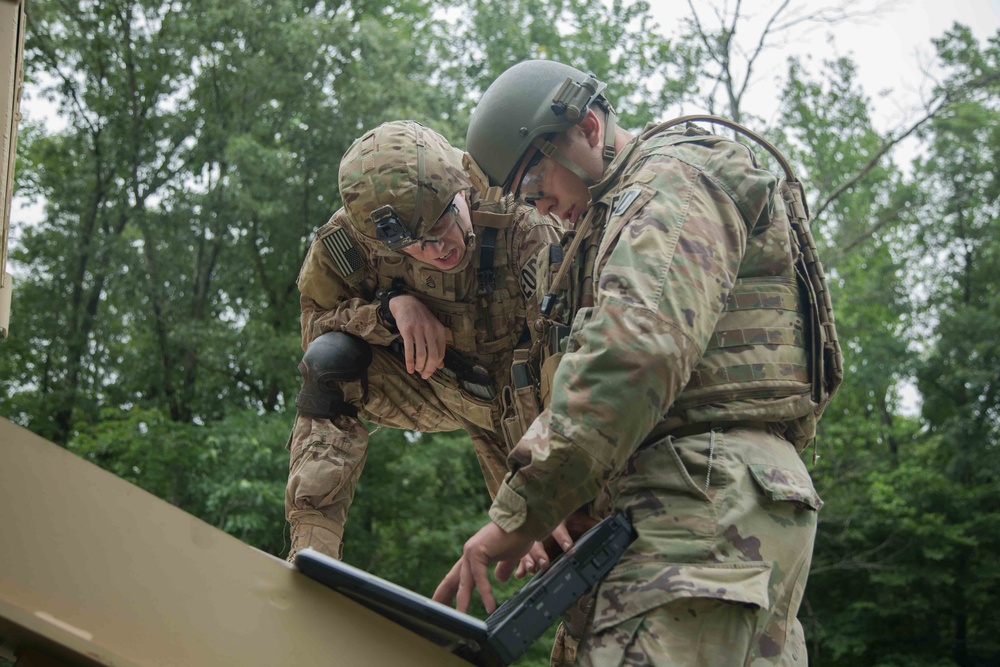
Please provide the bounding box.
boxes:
[0,0,25,339]
[0,418,470,666]
[0,3,466,665]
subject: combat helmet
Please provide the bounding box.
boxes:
[465,60,618,193]
[340,120,471,252]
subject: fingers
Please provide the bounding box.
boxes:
[403,329,417,374]
[431,559,462,606]
[511,542,549,579]
[391,296,447,378]
[420,329,444,380]
[551,521,574,553]
[436,522,535,614]
[457,551,497,614]
[414,331,429,378]
[492,556,521,585]
[472,559,497,614]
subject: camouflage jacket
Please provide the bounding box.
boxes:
[490,124,822,538]
[296,194,563,414]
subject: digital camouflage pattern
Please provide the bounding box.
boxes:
[286,163,563,559]
[486,124,831,665]
[339,120,471,244]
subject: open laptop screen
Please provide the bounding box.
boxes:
[294,513,635,666]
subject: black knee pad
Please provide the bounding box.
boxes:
[296,332,373,419]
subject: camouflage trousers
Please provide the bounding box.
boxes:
[578,426,821,666]
[285,345,509,561]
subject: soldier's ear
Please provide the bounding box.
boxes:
[579,109,603,148]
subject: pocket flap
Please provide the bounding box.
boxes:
[591,561,772,633]
[749,463,823,510]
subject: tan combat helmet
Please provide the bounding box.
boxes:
[339,120,471,252]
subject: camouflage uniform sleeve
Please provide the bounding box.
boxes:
[508,205,565,347]
[297,210,398,350]
[490,141,776,538]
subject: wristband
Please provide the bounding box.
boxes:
[377,282,404,329]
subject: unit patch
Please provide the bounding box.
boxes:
[610,188,641,217]
[321,227,364,278]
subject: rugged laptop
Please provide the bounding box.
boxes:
[294,512,636,666]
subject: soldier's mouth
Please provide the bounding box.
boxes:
[439,249,455,261]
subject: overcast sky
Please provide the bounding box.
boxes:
[646,0,1000,132]
[13,1,1000,220]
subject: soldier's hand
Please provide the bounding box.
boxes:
[514,520,574,578]
[433,520,535,614]
[389,295,447,379]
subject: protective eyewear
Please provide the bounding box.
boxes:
[374,203,460,252]
[414,204,460,251]
[513,148,549,206]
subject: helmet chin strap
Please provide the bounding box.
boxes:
[439,228,477,275]
[529,106,618,188]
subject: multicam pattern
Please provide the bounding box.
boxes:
[286,194,563,560]
[485,124,834,665]
[339,120,472,244]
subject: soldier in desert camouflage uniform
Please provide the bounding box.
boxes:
[434,61,843,666]
[285,120,569,563]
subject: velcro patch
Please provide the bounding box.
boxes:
[611,188,641,217]
[321,227,364,278]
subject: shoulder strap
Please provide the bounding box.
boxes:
[647,115,800,190]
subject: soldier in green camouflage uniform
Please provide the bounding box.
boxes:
[434,61,842,666]
[286,120,567,563]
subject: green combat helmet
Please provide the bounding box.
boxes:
[339,120,471,252]
[465,60,617,192]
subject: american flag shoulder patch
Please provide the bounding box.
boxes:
[320,227,364,278]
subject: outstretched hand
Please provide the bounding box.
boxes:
[389,295,447,379]
[432,521,536,614]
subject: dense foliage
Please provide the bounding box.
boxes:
[2,1,999,665]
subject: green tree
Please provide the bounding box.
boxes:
[774,24,1000,667]
[6,0,194,443]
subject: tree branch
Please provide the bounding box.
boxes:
[814,70,1000,222]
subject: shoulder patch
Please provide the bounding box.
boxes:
[320,227,364,278]
[611,188,641,217]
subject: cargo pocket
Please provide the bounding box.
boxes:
[748,463,823,511]
[579,615,645,667]
[430,373,497,431]
[590,561,772,635]
[287,416,369,512]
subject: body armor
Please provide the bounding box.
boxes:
[586,118,843,451]
[321,199,526,392]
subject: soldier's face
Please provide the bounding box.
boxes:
[513,119,603,226]
[400,192,472,270]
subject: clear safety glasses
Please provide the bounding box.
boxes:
[513,146,552,207]
[414,203,460,251]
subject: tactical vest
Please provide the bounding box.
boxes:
[550,116,843,453]
[379,212,522,356]
[334,198,528,400]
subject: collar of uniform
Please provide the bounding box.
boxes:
[589,133,642,204]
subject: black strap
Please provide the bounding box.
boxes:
[477,226,499,295]
[378,278,405,329]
